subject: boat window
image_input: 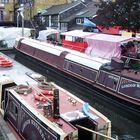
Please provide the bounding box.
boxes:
[10,101,18,116]
[67,61,97,81]
[2,83,16,103]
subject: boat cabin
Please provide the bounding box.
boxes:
[61,30,95,52]
[61,30,134,60]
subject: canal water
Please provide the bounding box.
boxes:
[0,52,140,140]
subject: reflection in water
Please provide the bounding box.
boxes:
[48,75,140,140]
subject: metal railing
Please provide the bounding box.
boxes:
[76,125,118,140]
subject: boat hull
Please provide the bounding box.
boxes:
[4,92,60,140]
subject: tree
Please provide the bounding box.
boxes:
[96,0,140,32]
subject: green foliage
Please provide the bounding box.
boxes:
[96,0,140,32]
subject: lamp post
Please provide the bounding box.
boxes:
[17,4,25,36]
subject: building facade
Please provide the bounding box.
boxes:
[34,0,98,32]
[0,0,14,22]
[0,0,68,24]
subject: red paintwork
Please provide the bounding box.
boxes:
[97,25,121,34]
[0,55,13,67]
[19,84,105,133]
[62,39,88,52]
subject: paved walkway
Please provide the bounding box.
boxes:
[0,113,16,140]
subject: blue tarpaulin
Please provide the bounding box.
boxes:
[82,102,99,120]
[83,18,96,27]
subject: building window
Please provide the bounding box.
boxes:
[51,15,58,28]
[76,18,83,25]
[0,0,9,3]
[61,23,67,31]
[0,10,3,21]
[16,0,33,4]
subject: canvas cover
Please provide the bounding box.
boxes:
[85,34,133,60]
[0,27,31,48]
[37,29,59,41]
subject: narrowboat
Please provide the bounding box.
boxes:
[0,53,113,140]
[13,33,140,115]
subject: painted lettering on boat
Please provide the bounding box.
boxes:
[21,119,45,140]
[108,75,119,81]
[120,78,140,89]
[121,84,140,89]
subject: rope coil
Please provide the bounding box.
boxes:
[15,85,32,94]
[38,82,54,90]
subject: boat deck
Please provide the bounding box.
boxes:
[0,52,37,85]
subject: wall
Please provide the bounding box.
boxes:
[0,0,67,23]
[0,0,14,22]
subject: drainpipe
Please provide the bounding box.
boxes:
[21,12,24,36]
[17,4,25,36]
[58,14,60,31]
[49,15,51,27]
[17,12,19,27]
[13,0,16,23]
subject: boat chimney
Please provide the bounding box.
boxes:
[43,102,52,117]
[53,89,60,119]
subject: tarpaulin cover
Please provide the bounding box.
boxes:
[0,27,31,48]
[85,34,133,60]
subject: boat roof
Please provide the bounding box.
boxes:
[22,38,63,56]
[86,33,133,43]
[61,30,96,38]
[61,30,133,43]
[0,53,36,85]
[18,37,110,70]
[37,29,59,41]
[8,81,108,136]
[66,53,109,70]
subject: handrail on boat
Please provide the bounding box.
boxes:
[121,55,140,70]
[121,55,140,61]
[76,124,118,140]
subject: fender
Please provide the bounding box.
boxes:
[41,90,53,96]
[0,56,13,67]
[34,93,46,102]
